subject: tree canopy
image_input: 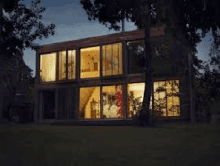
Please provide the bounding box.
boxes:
[0,0,55,60]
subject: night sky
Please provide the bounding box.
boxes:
[22,0,213,77]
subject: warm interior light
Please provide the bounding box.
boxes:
[80,46,100,78]
[68,50,76,79]
[40,53,56,82]
[80,87,100,119]
[102,85,123,118]
[102,43,123,76]
[59,51,66,80]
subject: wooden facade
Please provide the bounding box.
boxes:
[34,27,192,123]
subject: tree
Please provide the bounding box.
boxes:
[80,0,220,126]
[0,0,56,120]
[1,53,34,121]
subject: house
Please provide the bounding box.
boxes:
[34,27,194,124]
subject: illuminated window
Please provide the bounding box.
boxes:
[58,51,66,80]
[80,87,100,119]
[102,85,123,118]
[127,83,152,117]
[127,80,180,117]
[154,80,180,116]
[68,50,76,79]
[40,53,56,82]
[127,40,145,74]
[102,43,122,76]
[80,46,100,79]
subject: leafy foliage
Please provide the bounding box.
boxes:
[1,0,55,58]
[0,0,56,122]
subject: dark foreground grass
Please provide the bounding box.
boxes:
[0,123,220,166]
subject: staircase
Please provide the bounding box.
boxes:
[80,87,96,113]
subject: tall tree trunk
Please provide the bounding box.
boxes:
[139,1,152,126]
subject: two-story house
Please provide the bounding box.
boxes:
[34,27,193,124]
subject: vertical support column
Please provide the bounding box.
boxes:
[100,44,102,78]
[122,40,128,119]
[66,49,68,80]
[56,52,59,81]
[55,89,59,119]
[76,46,80,81]
[75,46,80,119]
[100,85,103,119]
[36,51,40,83]
[123,40,128,77]
[75,86,79,119]
[34,50,40,123]
[38,90,43,121]
[66,88,69,119]
[123,83,127,119]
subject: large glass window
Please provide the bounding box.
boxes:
[80,46,100,79]
[68,50,76,80]
[127,80,180,117]
[127,83,152,118]
[40,53,56,82]
[127,40,145,74]
[102,85,123,118]
[58,51,66,80]
[80,87,100,118]
[41,91,55,119]
[102,43,122,76]
[154,80,180,116]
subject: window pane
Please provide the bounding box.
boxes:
[80,46,100,79]
[59,51,66,80]
[40,53,56,82]
[127,83,144,117]
[68,50,76,79]
[102,43,122,76]
[102,85,123,118]
[153,80,180,117]
[80,87,100,118]
[127,40,145,74]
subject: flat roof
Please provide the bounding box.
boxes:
[38,27,164,53]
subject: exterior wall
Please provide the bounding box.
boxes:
[35,28,192,122]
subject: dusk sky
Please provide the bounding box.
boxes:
[22,0,213,77]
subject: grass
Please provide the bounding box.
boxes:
[0,123,220,166]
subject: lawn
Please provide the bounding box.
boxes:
[0,123,220,166]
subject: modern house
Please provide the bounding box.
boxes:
[34,27,194,124]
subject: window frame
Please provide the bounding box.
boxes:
[39,52,57,83]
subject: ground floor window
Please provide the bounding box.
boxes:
[80,87,100,118]
[154,80,180,116]
[39,79,180,120]
[79,85,123,119]
[102,85,123,118]
[42,91,55,119]
[127,80,180,117]
[127,83,152,118]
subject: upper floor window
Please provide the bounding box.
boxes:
[127,40,145,74]
[68,50,76,80]
[58,51,66,81]
[40,53,56,82]
[80,46,100,79]
[102,43,122,76]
